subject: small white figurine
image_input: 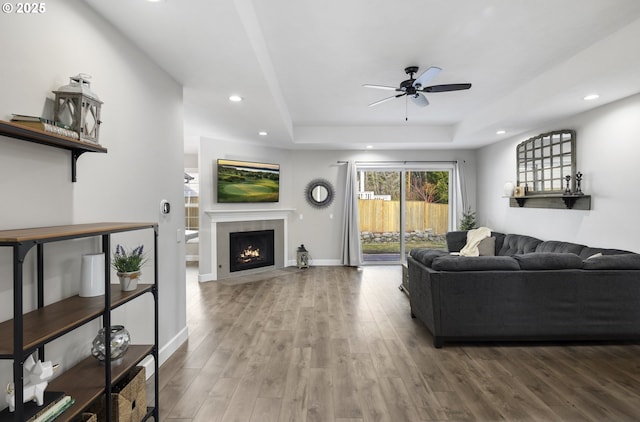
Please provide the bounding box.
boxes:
[5,354,55,412]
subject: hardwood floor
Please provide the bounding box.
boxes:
[156,265,640,421]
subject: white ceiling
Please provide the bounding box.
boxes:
[84,0,640,153]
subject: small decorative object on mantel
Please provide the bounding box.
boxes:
[53,73,103,145]
[112,244,147,291]
[575,171,584,195]
[503,181,514,197]
[513,186,526,197]
[91,325,131,364]
[564,175,572,194]
[297,244,310,269]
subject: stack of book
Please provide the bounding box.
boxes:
[10,114,79,140]
[0,391,74,422]
[27,394,74,422]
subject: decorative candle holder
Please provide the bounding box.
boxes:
[575,172,584,195]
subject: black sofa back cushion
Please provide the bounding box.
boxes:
[498,234,542,256]
[431,256,520,271]
[582,253,640,270]
[536,240,585,256]
[513,252,583,270]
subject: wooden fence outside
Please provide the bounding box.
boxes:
[358,199,449,234]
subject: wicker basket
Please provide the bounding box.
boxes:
[87,366,147,422]
[77,413,97,422]
[112,366,147,422]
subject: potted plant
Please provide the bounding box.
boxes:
[112,244,147,291]
[459,207,477,230]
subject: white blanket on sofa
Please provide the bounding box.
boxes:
[459,226,492,256]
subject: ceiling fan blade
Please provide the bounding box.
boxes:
[410,93,429,107]
[362,84,399,91]
[422,83,472,93]
[368,93,405,107]
[413,66,442,89]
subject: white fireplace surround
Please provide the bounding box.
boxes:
[204,208,294,280]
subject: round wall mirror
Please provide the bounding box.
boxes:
[305,179,335,208]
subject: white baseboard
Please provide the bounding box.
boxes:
[198,272,215,282]
[140,326,189,379]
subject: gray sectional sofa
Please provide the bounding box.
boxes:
[408,231,640,348]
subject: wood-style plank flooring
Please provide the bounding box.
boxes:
[156,265,640,421]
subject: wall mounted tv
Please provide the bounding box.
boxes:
[217,159,280,203]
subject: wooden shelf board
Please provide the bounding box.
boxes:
[0,120,107,153]
[0,222,156,243]
[47,344,154,422]
[0,284,153,355]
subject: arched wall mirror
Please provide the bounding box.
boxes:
[516,129,576,194]
[305,179,335,208]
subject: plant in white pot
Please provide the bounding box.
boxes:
[112,244,147,291]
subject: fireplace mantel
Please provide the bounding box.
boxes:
[204,208,294,280]
[205,208,295,223]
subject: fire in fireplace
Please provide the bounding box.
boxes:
[229,229,275,272]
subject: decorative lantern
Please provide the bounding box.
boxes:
[53,73,103,144]
[296,244,309,269]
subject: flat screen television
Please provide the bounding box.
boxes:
[217,159,280,203]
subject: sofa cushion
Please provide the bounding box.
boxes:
[478,237,496,256]
[582,253,640,270]
[445,231,469,253]
[535,241,585,256]
[579,246,636,260]
[498,234,542,256]
[409,248,448,267]
[513,252,583,270]
[431,255,520,271]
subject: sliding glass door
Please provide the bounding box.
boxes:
[357,164,452,264]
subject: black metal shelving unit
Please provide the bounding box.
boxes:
[0,223,159,422]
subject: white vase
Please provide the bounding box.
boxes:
[503,181,515,197]
[117,271,141,291]
[80,253,105,297]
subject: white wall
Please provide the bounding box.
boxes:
[0,0,187,397]
[477,93,640,252]
[198,138,477,276]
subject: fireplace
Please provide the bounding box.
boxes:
[229,229,275,272]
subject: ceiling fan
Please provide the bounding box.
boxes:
[363,66,472,108]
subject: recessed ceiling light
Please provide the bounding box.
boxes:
[229,95,243,102]
[146,0,165,3]
[258,131,268,136]
[366,145,373,149]
[584,94,600,101]
[496,130,506,135]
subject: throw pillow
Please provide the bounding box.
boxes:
[459,227,492,257]
[478,237,496,256]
